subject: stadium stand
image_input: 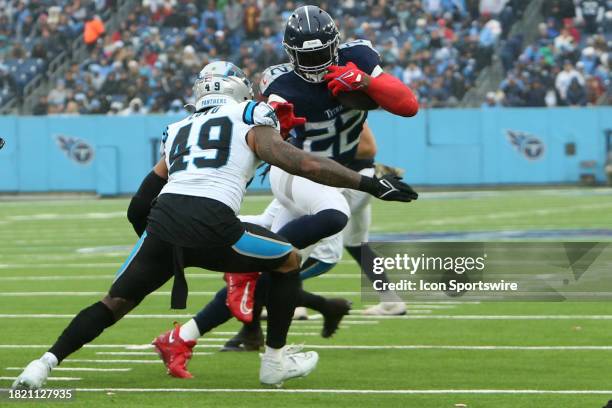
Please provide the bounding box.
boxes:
[490,0,611,106]
[0,0,117,113]
[0,0,609,114]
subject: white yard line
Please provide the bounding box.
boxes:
[0,314,375,320]
[275,325,340,330]
[13,387,611,395]
[4,313,612,321]
[0,274,118,280]
[95,352,214,356]
[0,264,120,269]
[5,367,131,372]
[64,359,161,364]
[0,273,357,281]
[411,202,612,227]
[350,306,453,312]
[191,344,612,351]
[0,345,146,349]
[5,212,126,221]
[311,345,612,351]
[0,376,81,381]
[295,320,379,324]
[0,291,363,297]
[2,343,609,351]
[342,314,612,320]
[209,331,319,336]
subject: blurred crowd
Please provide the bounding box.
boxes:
[1,0,609,115]
[17,0,525,115]
[486,0,611,107]
[0,0,114,105]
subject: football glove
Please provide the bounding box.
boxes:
[324,62,370,96]
[0,137,5,150]
[268,101,306,139]
[360,174,418,202]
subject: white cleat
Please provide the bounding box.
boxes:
[259,348,319,387]
[11,359,51,390]
[362,302,407,316]
[293,306,309,320]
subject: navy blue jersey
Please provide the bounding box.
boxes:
[260,39,381,164]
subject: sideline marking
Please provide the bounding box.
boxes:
[2,344,612,351]
[3,314,612,320]
[0,273,357,281]
[0,387,607,395]
[64,359,161,364]
[0,376,81,381]
[5,367,131,372]
[0,291,362,297]
[95,352,214,356]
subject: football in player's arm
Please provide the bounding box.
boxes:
[323,61,419,117]
[269,58,420,140]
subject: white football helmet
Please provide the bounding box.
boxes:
[188,61,254,112]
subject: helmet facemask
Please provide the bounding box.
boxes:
[284,35,339,83]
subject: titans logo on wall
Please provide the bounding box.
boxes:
[55,135,95,165]
[505,130,545,160]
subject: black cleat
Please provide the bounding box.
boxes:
[321,298,352,338]
[220,324,264,352]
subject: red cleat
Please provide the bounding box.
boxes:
[224,272,260,323]
[152,322,196,379]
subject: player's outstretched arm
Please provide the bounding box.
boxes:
[127,158,168,236]
[248,126,418,202]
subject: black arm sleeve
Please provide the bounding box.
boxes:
[127,170,166,236]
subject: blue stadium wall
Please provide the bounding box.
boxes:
[0,107,610,195]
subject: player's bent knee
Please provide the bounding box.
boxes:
[318,209,349,235]
[276,250,301,273]
[101,295,137,321]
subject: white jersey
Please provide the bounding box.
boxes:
[159,100,279,214]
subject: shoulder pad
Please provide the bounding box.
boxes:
[260,63,293,95]
[340,39,379,55]
[162,126,169,143]
[339,39,381,75]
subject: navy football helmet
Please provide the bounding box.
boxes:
[283,5,339,83]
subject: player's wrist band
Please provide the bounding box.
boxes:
[358,175,378,195]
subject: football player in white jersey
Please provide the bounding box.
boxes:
[11,61,418,390]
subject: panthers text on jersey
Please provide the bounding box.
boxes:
[260,39,383,165]
[159,100,279,214]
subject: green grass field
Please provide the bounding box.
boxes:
[1,188,612,407]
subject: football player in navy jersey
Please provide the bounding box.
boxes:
[242,5,419,318]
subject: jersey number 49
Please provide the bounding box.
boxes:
[168,117,233,174]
